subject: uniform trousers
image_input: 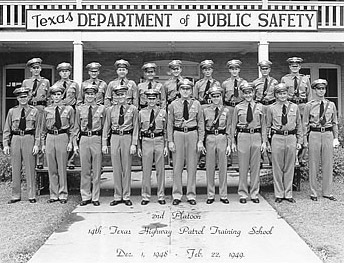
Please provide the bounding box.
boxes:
[10,134,36,200]
[308,131,334,197]
[205,134,228,199]
[237,132,261,199]
[172,130,198,200]
[110,134,132,201]
[271,134,297,198]
[141,136,165,201]
[80,135,102,201]
[46,133,69,200]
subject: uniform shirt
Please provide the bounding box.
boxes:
[73,103,106,146]
[266,101,303,144]
[102,103,139,146]
[138,81,166,109]
[41,104,75,145]
[203,104,231,145]
[281,73,310,100]
[77,78,108,105]
[22,76,50,103]
[193,78,221,103]
[3,105,40,147]
[163,76,184,104]
[104,78,138,107]
[55,79,80,107]
[303,99,338,140]
[252,76,277,102]
[167,98,205,142]
[222,77,248,104]
[231,101,267,144]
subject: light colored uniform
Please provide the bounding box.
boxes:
[74,103,106,202]
[77,79,107,106]
[164,76,184,105]
[193,78,221,106]
[222,77,247,113]
[102,104,138,201]
[203,105,231,199]
[139,106,167,201]
[138,81,166,109]
[304,99,338,197]
[53,79,79,108]
[3,106,40,200]
[266,101,303,199]
[167,98,204,201]
[42,104,74,200]
[252,76,277,105]
[232,101,266,199]
[104,78,138,107]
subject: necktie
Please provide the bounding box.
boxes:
[87,105,93,130]
[282,104,288,125]
[176,79,180,98]
[55,106,62,129]
[294,76,299,97]
[204,80,211,100]
[320,101,326,126]
[234,79,239,97]
[92,81,96,85]
[214,107,219,129]
[32,79,38,97]
[63,81,67,90]
[183,100,189,120]
[263,78,268,95]
[119,105,124,125]
[120,79,124,85]
[19,108,26,131]
[148,82,152,89]
[246,102,253,123]
[149,109,155,131]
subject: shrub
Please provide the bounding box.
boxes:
[0,151,12,182]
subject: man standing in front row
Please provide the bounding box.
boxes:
[304,79,339,202]
[74,84,106,206]
[3,87,40,204]
[102,85,138,206]
[167,79,204,205]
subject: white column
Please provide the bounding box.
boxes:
[73,33,83,86]
[258,32,269,77]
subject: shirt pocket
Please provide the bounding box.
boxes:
[219,112,227,127]
[324,107,334,121]
[288,110,297,124]
[26,112,37,128]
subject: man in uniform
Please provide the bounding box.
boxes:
[163,60,184,105]
[304,79,339,201]
[22,57,50,169]
[3,86,40,203]
[138,62,166,110]
[102,85,138,206]
[266,83,303,203]
[77,62,107,106]
[138,89,168,205]
[74,83,106,206]
[104,59,138,108]
[203,85,231,204]
[55,62,79,169]
[41,84,74,204]
[167,79,204,205]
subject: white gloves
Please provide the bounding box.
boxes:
[333,138,340,148]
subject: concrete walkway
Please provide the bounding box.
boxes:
[29,170,322,263]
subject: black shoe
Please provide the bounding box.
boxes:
[310,196,318,201]
[206,198,215,204]
[285,198,296,203]
[60,199,67,204]
[239,198,247,204]
[47,199,59,203]
[251,198,260,204]
[275,198,283,203]
[141,200,149,205]
[187,200,196,205]
[172,199,181,205]
[109,200,122,206]
[124,200,132,206]
[29,199,37,203]
[323,195,337,201]
[158,200,166,205]
[220,198,229,204]
[36,165,43,169]
[8,199,21,204]
[92,201,100,206]
[80,200,91,206]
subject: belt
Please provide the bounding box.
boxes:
[289,98,307,104]
[111,129,133,135]
[30,101,47,106]
[80,130,102,137]
[310,127,332,133]
[200,99,212,105]
[173,126,197,133]
[224,101,241,107]
[47,129,68,135]
[206,129,226,135]
[140,104,148,109]
[12,130,35,136]
[237,128,261,134]
[261,99,275,105]
[271,129,297,136]
[141,131,164,138]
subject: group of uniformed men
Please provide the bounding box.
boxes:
[3,56,340,207]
